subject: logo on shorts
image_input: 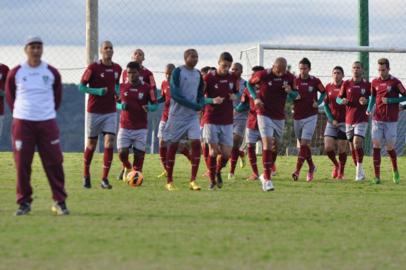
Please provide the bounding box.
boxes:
[138,93,144,100]
[50,139,60,145]
[15,140,22,151]
[308,86,314,92]
[361,88,366,95]
[229,82,234,90]
[42,75,49,84]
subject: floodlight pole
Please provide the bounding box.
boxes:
[358,0,369,79]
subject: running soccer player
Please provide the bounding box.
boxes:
[6,36,68,215]
[122,49,156,91]
[228,62,248,180]
[203,52,239,189]
[0,63,9,140]
[116,62,157,179]
[337,61,370,181]
[323,66,347,180]
[248,57,298,191]
[79,40,122,189]
[164,49,204,191]
[367,58,406,184]
[292,58,326,182]
[200,66,211,177]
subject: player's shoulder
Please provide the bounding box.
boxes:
[0,63,10,72]
[112,62,122,71]
[8,64,22,77]
[141,81,151,91]
[45,63,60,76]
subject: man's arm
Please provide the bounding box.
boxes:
[170,68,201,111]
[5,66,19,112]
[50,66,62,110]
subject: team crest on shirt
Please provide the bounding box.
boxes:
[114,72,119,79]
[229,82,234,90]
[139,76,144,82]
[387,86,392,93]
[361,88,366,95]
[308,86,314,92]
[124,91,129,96]
[268,81,272,86]
[101,73,105,78]
[214,84,219,89]
[138,93,144,100]
[42,75,49,84]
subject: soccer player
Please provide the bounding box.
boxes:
[203,52,239,189]
[200,66,211,177]
[0,63,9,139]
[248,57,298,191]
[228,62,248,180]
[6,37,68,215]
[323,66,347,180]
[79,41,122,189]
[337,61,370,181]
[164,49,204,191]
[122,49,156,91]
[116,62,157,179]
[367,58,406,184]
[292,58,326,182]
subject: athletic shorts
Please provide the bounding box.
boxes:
[257,115,284,139]
[164,117,200,143]
[346,122,368,140]
[203,123,233,147]
[87,112,117,138]
[294,114,318,141]
[233,118,247,138]
[0,115,4,139]
[117,128,147,151]
[372,120,397,144]
[157,121,167,140]
[246,128,261,144]
[324,122,347,140]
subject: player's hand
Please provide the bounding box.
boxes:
[100,87,108,96]
[359,96,368,105]
[332,120,338,127]
[295,94,301,100]
[312,100,318,108]
[382,97,388,104]
[254,98,264,110]
[213,96,224,104]
[142,105,148,112]
[341,98,348,105]
[229,93,237,101]
[282,83,292,94]
[366,111,371,116]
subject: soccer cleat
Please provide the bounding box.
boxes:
[239,155,246,168]
[292,171,299,181]
[355,163,365,182]
[216,172,223,188]
[393,170,400,184]
[228,173,235,180]
[117,169,124,181]
[83,176,91,189]
[51,201,70,216]
[246,174,259,181]
[165,182,177,191]
[372,177,381,185]
[208,182,217,190]
[271,163,277,176]
[157,170,167,178]
[100,178,112,189]
[307,166,316,182]
[332,166,339,179]
[15,202,31,216]
[337,173,344,180]
[263,179,275,192]
[189,181,201,191]
[259,174,265,190]
[121,167,130,182]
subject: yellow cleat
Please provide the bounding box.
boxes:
[239,155,246,168]
[157,170,167,178]
[189,181,201,191]
[165,182,177,191]
[122,167,130,183]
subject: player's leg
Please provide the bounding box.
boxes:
[187,119,202,190]
[371,120,383,183]
[246,129,260,180]
[205,124,221,189]
[12,119,36,215]
[271,138,277,176]
[157,121,168,177]
[216,124,234,187]
[346,124,357,166]
[117,128,133,181]
[293,119,305,180]
[383,122,399,184]
[37,120,69,215]
[353,123,367,181]
[324,122,339,179]
[83,112,102,188]
[229,133,243,179]
[132,129,147,173]
[257,115,276,191]
[301,116,318,181]
[336,125,348,180]
[100,113,117,189]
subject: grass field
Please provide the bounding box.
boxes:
[1,152,406,270]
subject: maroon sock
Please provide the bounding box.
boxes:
[351,149,357,166]
[373,148,381,178]
[119,151,132,169]
[133,149,146,172]
[262,149,272,180]
[166,143,178,183]
[296,145,306,172]
[180,147,192,162]
[387,149,398,172]
[304,145,315,170]
[209,156,217,184]
[216,155,228,174]
[84,147,95,177]
[102,148,113,179]
[338,152,347,175]
[190,140,201,181]
[247,144,259,176]
[203,143,210,170]
[272,150,278,165]
[159,145,167,171]
[230,147,239,174]
[355,148,364,164]
[326,150,339,167]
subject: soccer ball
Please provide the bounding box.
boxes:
[126,170,144,187]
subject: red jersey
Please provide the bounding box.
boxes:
[81,60,122,114]
[160,80,171,122]
[241,88,258,130]
[371,75,406,122]
[293,75,325,120]
[324,82,346,123]
[249,69,295,120]
[0,64,10,115]
[122,66,156,91]
[119,82,156,130]
[338,78,371,124]
[203,71,239,125]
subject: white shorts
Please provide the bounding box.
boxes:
[233,118,247,138]
[246,128,261,144]
[324,122,347,140]
[117,128,147,151]
[346,122,368,140]
[294,115,318,141]
[203,124,233,146]
[257,115,284,139]
[157,120,167,140]
[372,120,397,144]
[0,115,4,139]
[87,112,117,138]
[164,117,200,143]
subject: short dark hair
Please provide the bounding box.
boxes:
[184,48,198,60]
[333,66,344,76]
[252,66,265,72]
[201,66,211,74]
[166,63,175,71]
[219,52,233,63]
[127,61,141,70]
[299,57,311,69]
[353,61,363,68]
[233,62,243,71]
[378,58,390,68]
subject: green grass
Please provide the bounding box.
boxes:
[1,152,406,270]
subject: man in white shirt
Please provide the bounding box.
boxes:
[6,36,69,216]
